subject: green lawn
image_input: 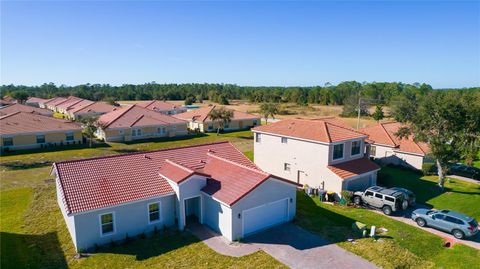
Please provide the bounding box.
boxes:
[296,193,480,269]
[378,166,480,220]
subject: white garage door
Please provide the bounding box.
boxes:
[243,198,288,237]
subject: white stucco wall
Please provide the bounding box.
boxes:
[369,144,425,170]
[253,131,370,193]
[202,194,233,240]
[56,177,77,249]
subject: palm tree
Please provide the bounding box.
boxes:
[208,107,234,135]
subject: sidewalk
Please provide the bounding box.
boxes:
[447,175,479,185]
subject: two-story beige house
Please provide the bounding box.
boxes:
[252,118,380,194]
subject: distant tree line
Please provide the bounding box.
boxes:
[1,81,478,107]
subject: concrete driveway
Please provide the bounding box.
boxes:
[189,222,378,269]
[371,205,480,250]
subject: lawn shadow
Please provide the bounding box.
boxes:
[0,161,52,170]
[0,231,68,269]
[95,230,197,261]
[0,142,111,157]
[122,133,208,145]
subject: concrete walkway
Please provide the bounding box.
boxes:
[447,175,480,185]
[188,223,378,269]
[371,205,480,250]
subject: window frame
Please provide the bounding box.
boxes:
[3,137,13,146]
[255,133,261,143]
[65,132,74,141]
[332,143,345,161]
[99,212,115,237]
[281,137,288,144]
[284,163,291,172]
[157,127,166,135]
[351,140,361,157]
[370,145,377,156]
[36,134,45,144]
[148,202,162,224]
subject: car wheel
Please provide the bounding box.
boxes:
[402,200,409,210]
[452,229,464,239]
[382,205,392,215]
[353,196,362,205]
[416,218,426,227]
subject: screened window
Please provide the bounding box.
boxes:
[100,213,114,235]
[36,135,45,144]
[255,133,261,143]
[284,163,291,172]
[370,145,377,156]
[281,137,288,144]
[351,141,361,156]
[149,202,160,223]
[3,137,13,146]
[333,144,344,160]
[66,133,74,141]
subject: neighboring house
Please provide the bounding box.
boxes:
[0,103,53,117]
[55,97,85,114]
[253,118,380,194]
[96,105,188,142]
[360,122,430,170]
[0,111,83,151]
[173,105,260,133]
[136,100,187,115]
[66,100,118,120]
[43,96,69,110]
[26,97,51,107]
[0,100,12,107]
[52,142,299,251]
[2,96,17,104]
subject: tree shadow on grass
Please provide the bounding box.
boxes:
[0,231,68,269]
[122,133,208,145]
[0,142,111,157]
[95,230,197,261]
[0,161,52,170]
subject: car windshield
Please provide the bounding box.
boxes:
[469,220,478,227]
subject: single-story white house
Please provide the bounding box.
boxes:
[360,122,431,170]
[53,142,299,252]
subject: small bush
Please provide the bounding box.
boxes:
[422,163,437,175]
[341,190,353,204]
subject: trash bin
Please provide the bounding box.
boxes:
[318,190,327,202]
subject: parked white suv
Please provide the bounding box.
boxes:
[353,186,408,215]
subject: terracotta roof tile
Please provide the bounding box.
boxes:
[137,100,180,111]
[26,97,50,104]
[97,105,186,129]
[253,118,366,143]
[0,103,53,116]
[173,105,259,122]
[327,158,381,179]
[0,112,81,135]
[54,142,257,214]
[56,97,84,110]
[69,101,117,115]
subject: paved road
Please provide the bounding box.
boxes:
[371,204,480,250]
[189,223,377,269]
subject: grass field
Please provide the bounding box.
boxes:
[2,130,479,268]
[378,166,480,219]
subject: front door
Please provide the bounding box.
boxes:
[184,196,201,226]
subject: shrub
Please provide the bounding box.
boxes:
[341,190,353,204]
[422,162,437,175]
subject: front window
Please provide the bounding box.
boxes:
[284,163,291,172]
[157,127,166,135]
[148,202,160,223]
[333,143,344,160]
[281,137,288,144]
[100,213,114,235]
[351,141,361,156]
[132,129,142,136]
[255,133,261,143]
[370,145,376,156]
[36,135,45,144]
[66,133,74,141]
[3,137,13,146]
[253,119,258,126]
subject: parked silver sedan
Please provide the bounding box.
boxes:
[411,209,479,239]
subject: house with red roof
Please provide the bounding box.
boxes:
[25,96,51,108]
[0,103,53,117]
[52,142,299,251]
[252,118,380,194]
[360,122,430,170]
[173,105,260,133]
[1,112,83,151]
[96,105,188,142]
[65,100,118,120]
[136,100,187,115]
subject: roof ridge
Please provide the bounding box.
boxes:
[70,100,95,113]
[206,152,268,176]
[322,121,332,142]
[0,110,22,119]
[379,122,398,146]
[54,141,232,165]
[64,98,84,109]
[201,106,216,122]
[103,104,136,128]
[129,114,145,127]
[164,159,194,173]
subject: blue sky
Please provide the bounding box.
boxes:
[1,1,479,88]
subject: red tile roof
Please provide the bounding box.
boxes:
[2,96,16,103]
[26,97,50,104]
[327,158,381,179]
[173,105,259,122]
[54,142,257,214]
[253,118,366,143]
[68,101,117,115]
[97,105,186,129]
[0,103,53,116]
[137,100,180,111]
[0,112,81,135]
[360,122,429,156]
[44,96,68,106]
[159,159,209,184]
[56,97,84,110]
